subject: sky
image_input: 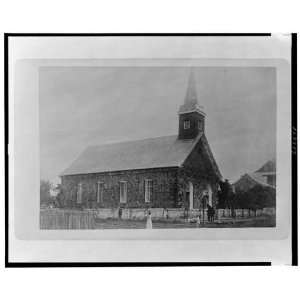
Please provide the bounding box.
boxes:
[39,66,276,183]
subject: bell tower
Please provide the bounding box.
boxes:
[178,70,206,140]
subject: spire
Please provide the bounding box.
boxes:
[178,69,205,115]
[184,69,198,106]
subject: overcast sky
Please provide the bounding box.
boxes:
[39,66,276,183]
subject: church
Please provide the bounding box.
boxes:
[60,71,222,210]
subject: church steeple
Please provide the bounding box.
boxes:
[179,69,205,115]
[178,70,206,140]
[183,69,198,108]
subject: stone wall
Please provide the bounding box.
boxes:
[61,167,178,209]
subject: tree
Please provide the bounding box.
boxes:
[234,185,276,213]
[54,183,64,208]
[40,180,54,208]
[217,179,232,209]
[246,185,276,209]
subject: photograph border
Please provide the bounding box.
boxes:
[4,33,297,267]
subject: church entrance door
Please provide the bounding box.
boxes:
[207,184,212,206]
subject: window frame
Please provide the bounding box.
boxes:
[183,120,190,129]
[119,181,127,203]
[96,181,104,203]
[144,179,153,203]
[77,183,82,204]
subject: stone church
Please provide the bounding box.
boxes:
[60,71,222,210]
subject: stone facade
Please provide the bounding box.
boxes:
[61,167,179,209]
[177,141,219,209]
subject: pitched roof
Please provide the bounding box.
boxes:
[61,134,203,176]
[199,134,222,179]
[247,173,275,188]
[233,172,275,190]
[255,159,276,173]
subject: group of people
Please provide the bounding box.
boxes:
[117,191,216,229]
[206,204,215,223]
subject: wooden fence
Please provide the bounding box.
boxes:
[40,207,276,229]
[40,209,96,229]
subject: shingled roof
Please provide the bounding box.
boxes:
[61,134,204,176]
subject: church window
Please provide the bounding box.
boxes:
[184,120,190,129]
[119,181,127,203]
[97,181,104,203]
[145,179,153,203]
[77,183,82,204]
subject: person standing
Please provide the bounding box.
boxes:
[118,207,122,219]
[184,206,189,220]
[197,212,201,225]
[207,204,212,222]
[211,206,215,222]
[202,192,209,223]
[146,209,152,229]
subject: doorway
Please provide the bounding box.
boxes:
[207,184,212,206]
[188,182,193,210]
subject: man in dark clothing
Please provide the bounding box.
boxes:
[184,207,189,219]
[207,204,212,222]
[210,206,215,222]
[118,207,122,219]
